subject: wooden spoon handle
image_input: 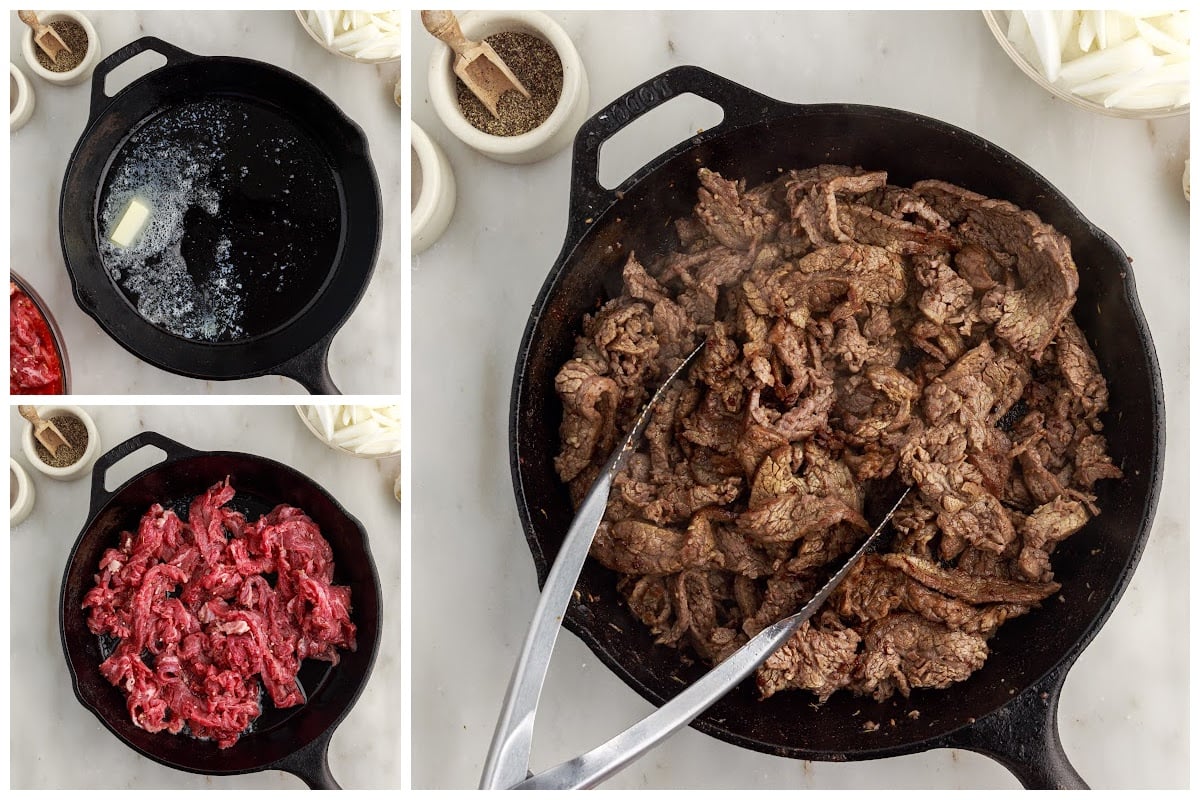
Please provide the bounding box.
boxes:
[421,10,474,57]
[17,405,39,425]
[17,10,41,31]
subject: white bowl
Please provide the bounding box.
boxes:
[295,10,402,64]
[982,10,1188,120]
[10,457,35,527]
[426,10,589,165]
[295,405,402,460]
[10,63,35,131]
[411,121,456,255]
[21,405,101,481]
[20,11,101,87]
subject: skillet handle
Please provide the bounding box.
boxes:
[276,333,342,395]
[940,658,1088,789]
[88,36,200,123]
[86,431,199,520]
[277,727,341,790]
[566,65,776,239]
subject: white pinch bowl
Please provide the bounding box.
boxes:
[426,10,589,164]
[20,10,101,87]
[411,121,457,255]
[21,405,101,481]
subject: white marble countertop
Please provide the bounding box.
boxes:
[411,10,1188,790]
[9,10,401,395]
[9,405,401,788]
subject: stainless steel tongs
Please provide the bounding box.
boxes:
[481,340,909,790]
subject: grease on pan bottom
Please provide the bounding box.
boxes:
[97,97,342,343]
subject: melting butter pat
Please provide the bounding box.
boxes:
[109,197,152,248]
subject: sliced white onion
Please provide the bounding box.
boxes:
[1056,37,1154,86]
[1095,10,1109,49]
[1056,10,1075,51]
[1006,10,1190,111]
[1157,12,1189,41]
[1133,18,1188,55]
[353,41,404,61]
[302,9,403,60]
[1105,84,1187,108]
[332,26,378,49]
[300,404,403,456]
[1023,10,1063,81]
[1069,60,1166,97]
[315,9,336,46]
[1077,11,1095,53]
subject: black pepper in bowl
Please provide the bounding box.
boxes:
[456,31,563,136]
[34,414,88,468]
[33,20,88,73]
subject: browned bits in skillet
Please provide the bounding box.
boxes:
[456,31,562,136]
[553,164,1121,705]
[33,20,88,72]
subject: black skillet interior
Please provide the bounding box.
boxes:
[511,66,1164,775]
[59,38,381,391]
[60,432,382,787]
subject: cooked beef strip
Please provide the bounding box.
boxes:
[554,165,1119,703]
[854,613,989,701]
[757,613,861,701]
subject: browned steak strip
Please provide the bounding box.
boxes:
[881,553,1060,604]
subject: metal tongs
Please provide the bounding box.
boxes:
[482,340,910,789]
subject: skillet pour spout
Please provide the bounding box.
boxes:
[509,65,1164,788]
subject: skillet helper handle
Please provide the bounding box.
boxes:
[566,64,776,235]
[88,36,199,123]
[277,332,341,395]
[86,431,199,520]
[941,660,1087,789]
[277,727,341,790]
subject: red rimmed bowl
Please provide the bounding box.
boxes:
[10,271,71,395]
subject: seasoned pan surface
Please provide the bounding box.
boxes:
[510,66,1163,786]
[60,432,383,788]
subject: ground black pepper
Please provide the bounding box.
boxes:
[33,20,88,73]
[456,31,562,137]
[34,414,88,468]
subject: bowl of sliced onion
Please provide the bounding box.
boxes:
[984,10,1189,119]
[296,10,403,63]
[296,405,403,459]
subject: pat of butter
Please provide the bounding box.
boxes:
[109,197,152,248]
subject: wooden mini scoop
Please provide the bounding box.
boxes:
[421,10,530,118]
[17,10,73,64]
[18,405,70,455]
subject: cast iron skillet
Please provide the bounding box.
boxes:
[510,66,1164,788]
[59,37,382,394]
[60,432,383,789]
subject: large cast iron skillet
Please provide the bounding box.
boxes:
[510,66,1164,788]
[59,37,382,394]
[60,432,382,789]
